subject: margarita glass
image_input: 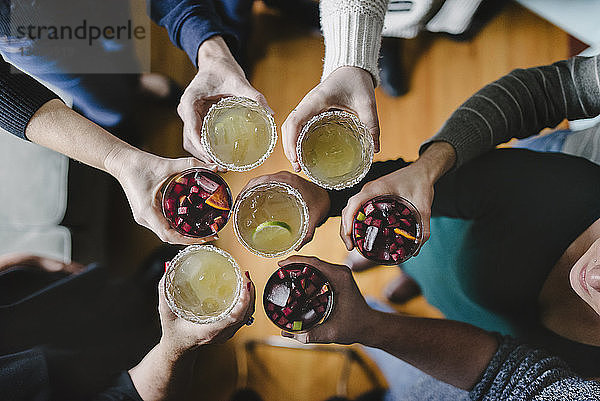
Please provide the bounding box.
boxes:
[352,195,423,265]
[233,182,309,258]
[161,168,232,238]
[201,96,277,171]
[297,110,374,190]
[263,263,334,333]
[164,245,242,323]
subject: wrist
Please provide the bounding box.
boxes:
[357,309,401,348]
[197,35,235,65]
[157,338,199,365]
[104,145,149,182]
[412,142,456,184]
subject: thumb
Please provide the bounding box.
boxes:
[282,94,328,171]
[353,98,380,153]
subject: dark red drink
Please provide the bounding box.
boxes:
[263,263,333,333]
[161,168,232,238]
[352,195,422,265]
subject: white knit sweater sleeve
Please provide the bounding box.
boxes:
[320,0,389,85]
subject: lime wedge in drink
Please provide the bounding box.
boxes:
[252,221,293,250]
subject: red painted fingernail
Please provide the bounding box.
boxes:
[245,271,250,279]
[247,282,252,291]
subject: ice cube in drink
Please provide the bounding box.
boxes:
[233,182,308,257]
[297,111,373,190]
[263,263,333,333]
[164,245,242,323]
[202,97,277,171]
[352,195,423,265]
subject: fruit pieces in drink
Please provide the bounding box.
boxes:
[263,263,333,332]
[352,196,421,264]
[234,183,305,256]
[163,169,232,238]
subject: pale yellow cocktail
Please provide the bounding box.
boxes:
[165,245,242,323]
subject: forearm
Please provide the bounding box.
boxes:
[359,310,498,390]
[320,0,389,84]
[149,0,237,67]
[423,55,600,169]
[128,341,198,401]
[24,99,142,178]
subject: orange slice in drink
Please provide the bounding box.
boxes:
[205,185,230,210]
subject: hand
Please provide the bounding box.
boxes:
[240,171,331,250]
[158,271,256,355]
[282,66,380,172]
[339,142,457,251]
[340,163,434,252]
[278,256,371,345]
[0,253,85,274]
[107,148,221,245]
[177,36,273,165]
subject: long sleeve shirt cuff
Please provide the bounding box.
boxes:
[151,1,238,67]
[0,60,59,140]
[179,13,238,67]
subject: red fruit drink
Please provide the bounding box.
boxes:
[352,195,423,265]
[263,263,333,333]
[161,168,232,238]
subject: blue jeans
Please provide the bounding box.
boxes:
[364,299,470,401]
[0,1,141,129]
[512,130,571,153]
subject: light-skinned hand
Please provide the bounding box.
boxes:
[177,36,273,166]
[110,150,221,245]
[282,66,380,172]
[158,271,256,356]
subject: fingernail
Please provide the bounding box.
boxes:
[245,271,250,279]
[247,282,252,291]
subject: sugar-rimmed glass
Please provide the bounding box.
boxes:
[164,245,243,324]
[263,263,334,333]
[352,195,423,265]
[232,182,309,258]
[201,96,277,171]
[296,110,374,190]
[161,168,232,238]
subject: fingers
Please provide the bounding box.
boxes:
[239,86,274,116]
[280,324,326,344]
[353,98,380,153]
[277,255,345,278]
[282,93,328,172]
[340,193,372,250]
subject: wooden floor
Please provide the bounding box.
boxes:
[110,3,568,400]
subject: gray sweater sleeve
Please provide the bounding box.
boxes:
[470,336,600,401]
[421,55,600,169]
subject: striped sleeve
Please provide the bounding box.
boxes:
[470,336,600,401]
[320,0,389,85]
[421,55,600,169]
[0,57,59,140]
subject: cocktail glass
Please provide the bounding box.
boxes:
[232,182,309,258]
[263,263,334,333]
[352,195,423,265]
[164,245,243,323]
[161,168,232,238]
[296,110,374,190]
[201,96,277,171]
